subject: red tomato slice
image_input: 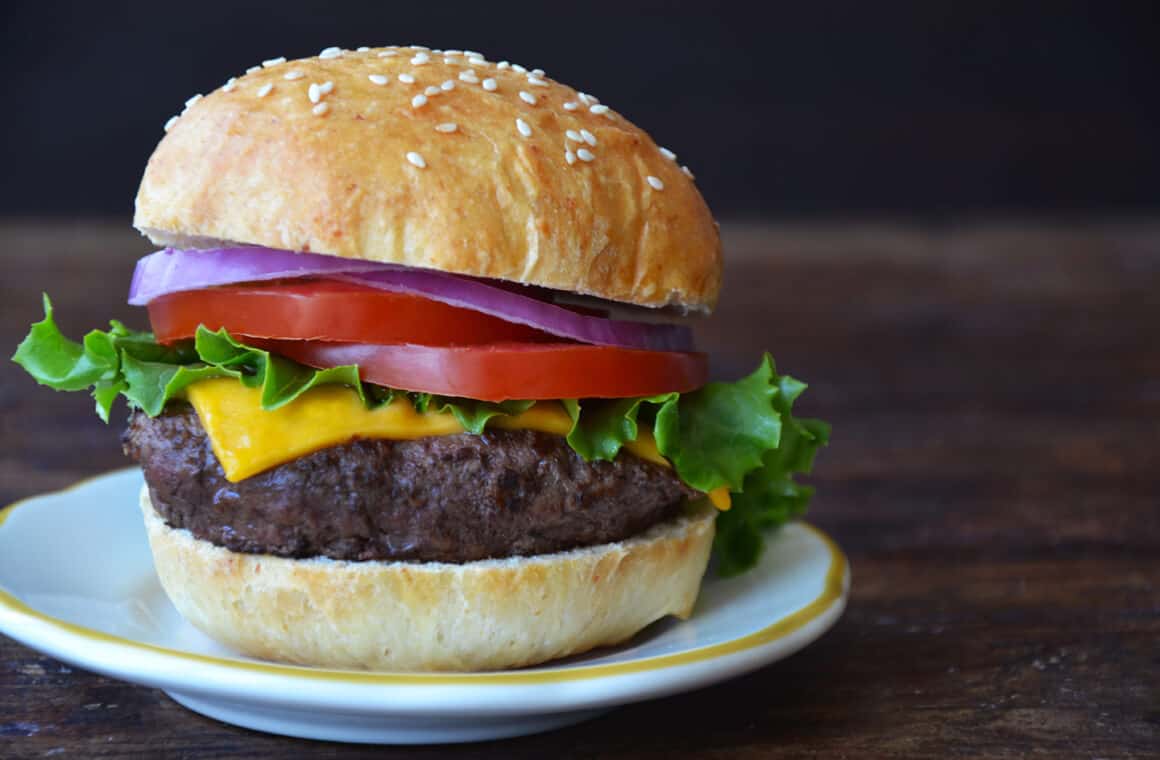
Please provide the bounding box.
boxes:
[253,339,709,401]
[148,280,552,346]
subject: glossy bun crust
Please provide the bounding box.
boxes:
[134,46,722,311]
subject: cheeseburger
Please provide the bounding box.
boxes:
[13,45,829,671]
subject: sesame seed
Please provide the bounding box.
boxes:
[580,129,597,146]
[411,45,430,51]
[527,76,548,87]
[516,118,532,137]
[441,80,455,91]
[647,175,665,190]
[368,74,389,85]
[284,70,305,80]
[519,91,537,105]
[468,56,486,66]
[565,149,576,165]
[378,50,398,57]
[424,85,440,96]
[262,56,286,67]
[319,46,343,59]
[565,129,582,142]
[458,71,479,83]
[562,101,579,111]
[577,148,595,162]
[482,78,498,91]
[357,46,370,52]
[256,83,273,98]
[682,165,695,179]
[318,81,334,96]
[308,83,322,103]
[164,115,179,132]
[577,92,593,104]
[660,147,677,161]
[497,61,510,70]
[443,58,457,65]
[435,122,458,133]
[313,102,329,116]
[222,78,237,92]
[463,50,481,58]
[445,50,463,56]
[512,64,527,74]
[531,68,545,77]
[184,94,202,109]
[590,104,610,116]
[411,93,428,108]
[245,66,261,74]
[411,52,430,65]
[398,73,415,84]
[406,151,426,168]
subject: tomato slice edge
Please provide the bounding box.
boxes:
[148,280,554,346]
[254,339,708,401]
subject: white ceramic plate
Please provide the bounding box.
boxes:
[0,468,849,744]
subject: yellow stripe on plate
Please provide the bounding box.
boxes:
[0,470,848,685]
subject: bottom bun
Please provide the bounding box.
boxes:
[140,486,716,671]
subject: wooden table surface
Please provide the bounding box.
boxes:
[0,221,1156,758]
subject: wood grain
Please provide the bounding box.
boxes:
[1,221,1157,758]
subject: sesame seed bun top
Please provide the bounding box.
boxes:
[133,45,722,312]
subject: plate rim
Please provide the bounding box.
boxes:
[0,468,849,689]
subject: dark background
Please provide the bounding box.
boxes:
[2,5,1159,756]
[2,1,1158,219]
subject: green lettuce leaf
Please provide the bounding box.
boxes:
[12,297,830,577]
[655,354,785,492]
[714,408,830,577]
[559,354,829,576]
[562,395,675,461]
[13,294,121,393]
[11,295,391,418]
[431,398,536,434]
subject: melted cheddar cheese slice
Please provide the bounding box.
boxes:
[185,379,730,510]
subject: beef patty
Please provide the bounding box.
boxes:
[123,404,693,563]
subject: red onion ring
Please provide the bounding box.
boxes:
[128,247,694,352]
[128,247,388,305]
